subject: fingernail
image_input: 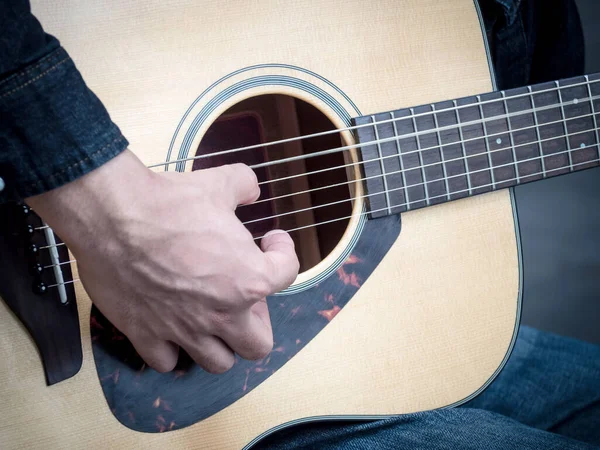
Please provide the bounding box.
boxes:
[264,229,287,237]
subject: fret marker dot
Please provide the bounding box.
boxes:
[580,143,586,148]
[496,138,502,145]
[573,98,579,104]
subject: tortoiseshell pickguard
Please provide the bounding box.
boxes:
[90,214,401,432]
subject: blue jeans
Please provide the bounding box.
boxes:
[255,327,600,449]
[479,0,584,90]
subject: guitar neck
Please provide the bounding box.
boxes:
[355,73,600,218]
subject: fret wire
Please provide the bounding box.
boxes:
[244,127,597,226]
[403,128,594,190]
[555,81,574,171]
[390,111,411,210]
[477,95,496,189]
[501,90,519,183]
[585,75,600,160]
[404,156,597,212]
[371,115,392,215]
[410,107,430,205]
[258,155,600,240]
[431,104,450,201]
[528,86,547,177]
[453,100,472,196]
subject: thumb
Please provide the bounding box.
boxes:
[260,230,300,292]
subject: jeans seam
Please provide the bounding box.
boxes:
[15,48,64,79]
[0,47,65,88]
[27,135,125,190]
[0,57,71,99]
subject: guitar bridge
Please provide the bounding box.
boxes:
[0,202,82,385]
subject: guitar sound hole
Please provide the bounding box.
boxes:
[194,95,353,273]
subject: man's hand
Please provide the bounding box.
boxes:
[27,150,299,373]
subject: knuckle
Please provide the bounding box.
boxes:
[203,165,226,185]
[234,163,260,197]
[213,166,233,189]
[201,353,235,375]
[210,165,235,189]
[248,335,273,360]
[279,256,300,288]
[209,310,236,333]
[235,326,273,361]
[284,272,298,290]
[205,358,234,375]
[243,277,272,300]
[175,318,208,345]
[221,163,241,177]
[148,355,176,373]
[234,163,258,183]
[289,259,300,281]
[217,164,235,177]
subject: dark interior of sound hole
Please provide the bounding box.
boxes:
[194,95,352,272]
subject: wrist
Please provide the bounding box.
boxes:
[25,150,153,253]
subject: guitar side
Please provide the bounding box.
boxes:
[0,1,520,449]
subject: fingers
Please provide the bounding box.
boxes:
[218,301,273,360]
[130,337,179,373]
[260,230,300,293]
[213,163,260,208]
[180,335,236,374]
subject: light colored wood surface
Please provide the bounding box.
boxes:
[0,1,520,448]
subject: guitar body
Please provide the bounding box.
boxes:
[0,1,520,448]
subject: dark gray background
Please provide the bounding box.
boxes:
[516,0,600,343]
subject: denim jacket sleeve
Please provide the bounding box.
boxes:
[0,0,128,203]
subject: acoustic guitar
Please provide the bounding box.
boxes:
[1,0,598,448]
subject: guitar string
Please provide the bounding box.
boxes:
[39,128,597,257]
[32,106,597,236]
[44,259,75,269]
[261,156,600,237]
[243,128,597,225]
[147,78,600,169]
[36,121,598,242]
[171,93,600,193]
[47,279,79,289]
[246,94,600,172]
[34,83,600,271]
[32,93,600,235]
[35,129,593,250]
[45,154,600,290]
[249,110,595,203]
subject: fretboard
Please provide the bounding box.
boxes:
[354,73,600,218]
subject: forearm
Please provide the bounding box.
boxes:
[0,0,128,203]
